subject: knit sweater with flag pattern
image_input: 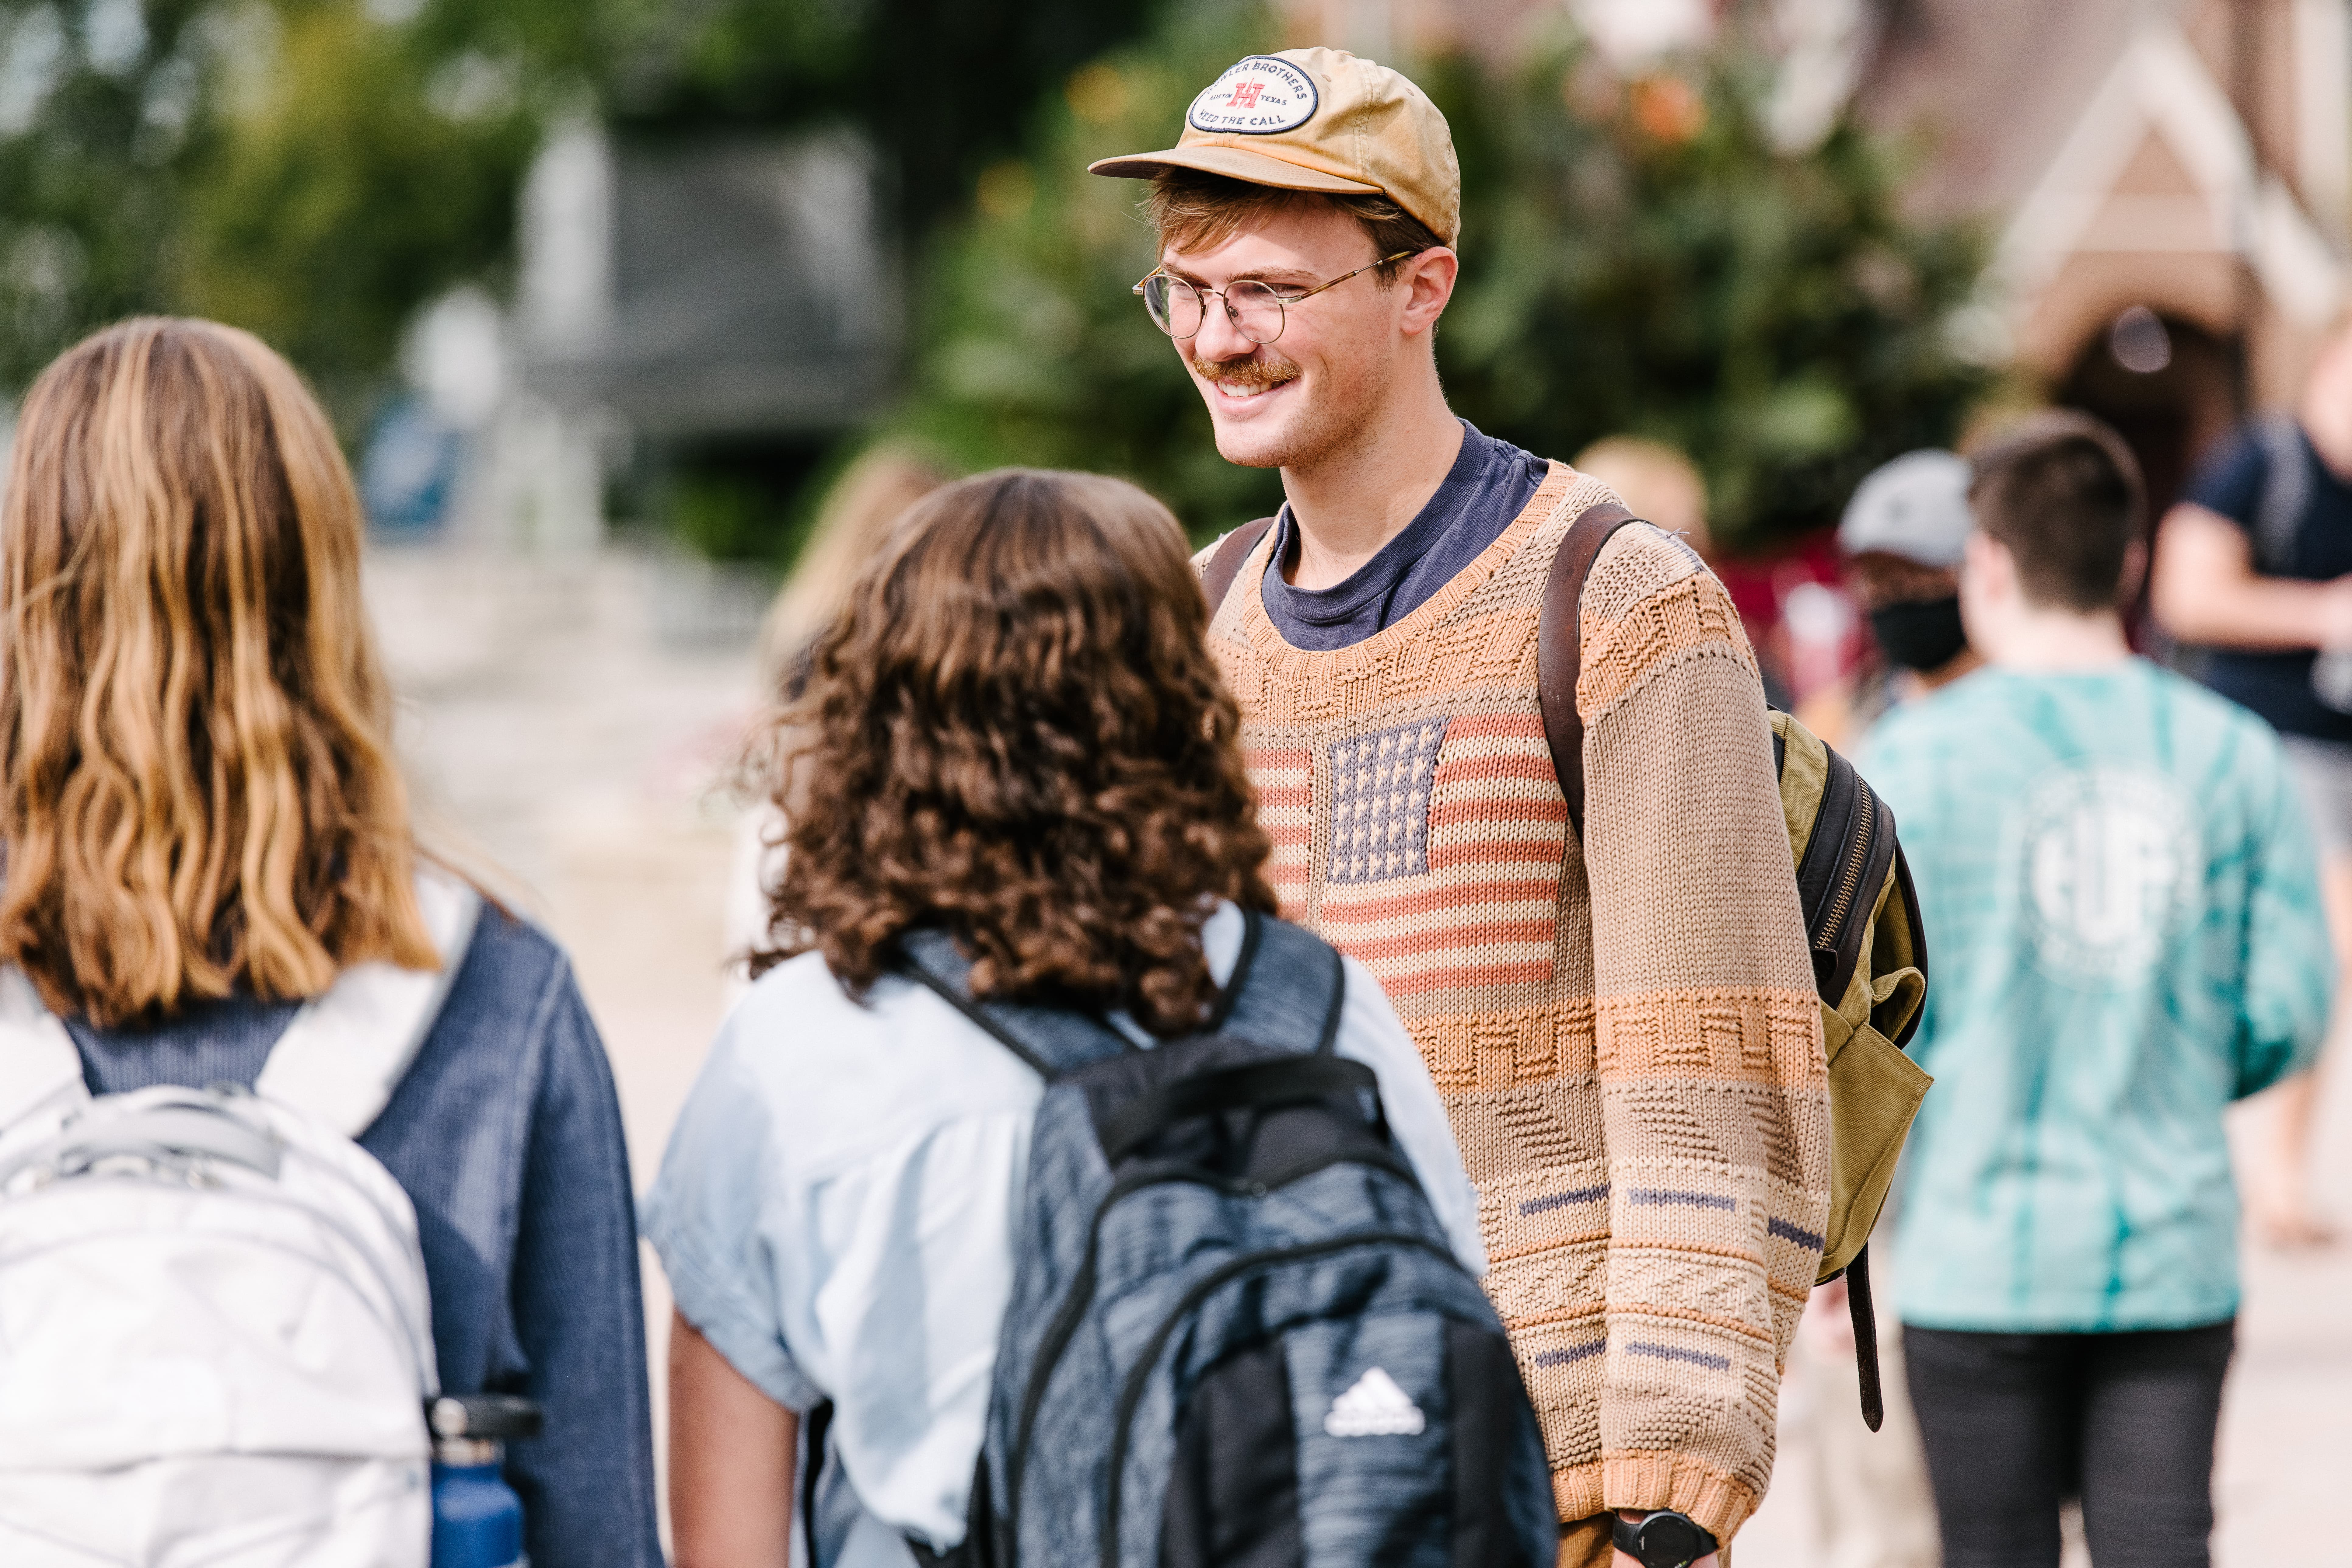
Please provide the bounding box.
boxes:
[1200,463,1830,1545]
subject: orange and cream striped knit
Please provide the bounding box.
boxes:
[1200,462,1830,1556]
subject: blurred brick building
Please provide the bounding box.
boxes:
[1859,0,2347,514]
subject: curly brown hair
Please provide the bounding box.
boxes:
[754,468,1277,1035]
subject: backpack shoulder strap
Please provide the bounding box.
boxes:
[1214,914,1345,1056]
[895,929,1136,1081]
[1200,515,1278,615]
[0,967,90,1131]
[899,911,1345,1077]
[254,866,482,1137]
[1536,501,1645,840]
[0,867,481,1140]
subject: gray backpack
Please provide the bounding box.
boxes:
[891,911,1555,1568]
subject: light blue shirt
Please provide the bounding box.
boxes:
[1861,660,2332,1332]
[641,903,1483,1559]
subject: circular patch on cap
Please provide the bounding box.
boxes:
[1187,56,1319,136]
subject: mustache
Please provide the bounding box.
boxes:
[1188,352,1301,391]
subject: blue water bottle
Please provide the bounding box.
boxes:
[428,1393,543,1568]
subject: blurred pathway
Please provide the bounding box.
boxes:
[370,540,2352,1562]
[369,541,761,1528]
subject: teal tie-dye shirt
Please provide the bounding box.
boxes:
[1860,659,2332,1332]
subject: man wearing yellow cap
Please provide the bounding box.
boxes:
[1093,50,1829,1568]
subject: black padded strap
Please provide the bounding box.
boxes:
[897,961,1059,1077]
[1096,1055,1379,1165]
[897,915,1343,1078]
[1216,917,1346,1056]
[801,1399,834,1566]
[1848,1244,1885,1432]
[1314,952,1344,1056]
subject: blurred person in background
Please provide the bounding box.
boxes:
[1800,450,1983,749]
[723,442,951,971]
[754,442,953,700]
[1574,435,1798,715]
[0,318,660,1565]
[1571,435,1714,557]
[1864,413,2331,1568]
[1771,449,1977,1568]
[1093,48,1826,1568]
[647,469,1486,1566]
[2151,320,2352,1246]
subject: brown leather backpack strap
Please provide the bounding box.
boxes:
[1199,515,1277,615]
[1536,501,1645,841]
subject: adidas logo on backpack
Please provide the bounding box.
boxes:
[1323,1367,1425,1437]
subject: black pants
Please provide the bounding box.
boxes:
[1903,1320,2235,1568]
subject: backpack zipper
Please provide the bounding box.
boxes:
[1814,784,1875,968]
[1096,1229,1465,1568]
[1004,1147,1420,1552]
[1792,748,1861,924]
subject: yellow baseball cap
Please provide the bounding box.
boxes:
[1087,48,1461,246]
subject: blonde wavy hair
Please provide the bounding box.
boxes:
[0,317,437,1025]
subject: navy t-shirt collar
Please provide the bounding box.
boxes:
[1262,420,1550,652]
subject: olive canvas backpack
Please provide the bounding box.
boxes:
[1202,501,1934,1429]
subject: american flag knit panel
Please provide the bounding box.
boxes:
[1201,466,1830,1545]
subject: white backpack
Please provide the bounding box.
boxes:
[0,871,481,1568]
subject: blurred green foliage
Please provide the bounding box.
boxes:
[897,6,1994,548]
[668,469,777,563]
[0,0,1155,420]
[0,0,547,409]
[1435,39,1994,545]
[901,0,1290,535]
[177,5,537,413]
[575,0,1160,251]
[0,0,1990,554]
[0,0,216,393]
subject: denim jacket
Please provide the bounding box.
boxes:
[71,906,662,1568]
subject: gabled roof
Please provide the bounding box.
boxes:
[1857,0,2341,350]
[1857,0,2144,223]
[1988,19,2339,328]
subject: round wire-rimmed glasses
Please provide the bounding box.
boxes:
[1133,250,1416,344]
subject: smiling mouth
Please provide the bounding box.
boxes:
[1190,349,1301,405]
[1194,362,1299,403]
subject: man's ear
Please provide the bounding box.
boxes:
[1962,528,2010,591]
[2116,538,2149,605]
[1399,246,1458,337]
[1959,527,2013,642]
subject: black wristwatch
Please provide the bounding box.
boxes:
[1610,1510,1718,1568]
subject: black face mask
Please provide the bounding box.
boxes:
[1868,594,1968,673]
